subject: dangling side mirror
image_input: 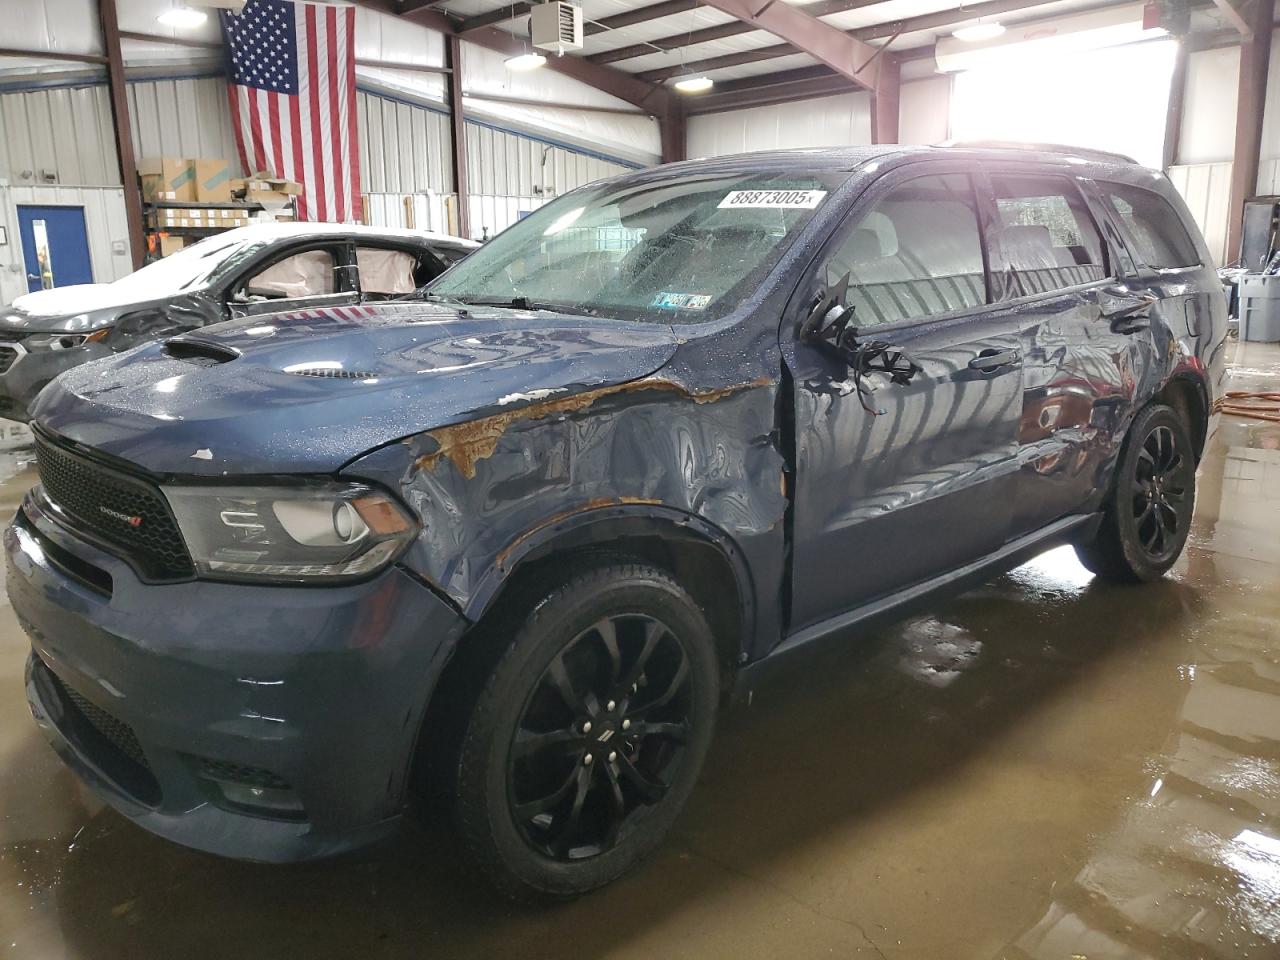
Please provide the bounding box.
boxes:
[800,272,859,355]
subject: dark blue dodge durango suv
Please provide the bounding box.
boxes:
[7,145,1228,899]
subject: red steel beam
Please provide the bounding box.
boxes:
[1211,0,1253,36]
[637,42,794,82]
[684,73,863,114]
[0,46,108,64]
[590,0,895,64]
[693,0,882,91]
[458,0,707,37]
[97,0,146,270]
[607,0,1073,76]
[350,0,673,114]
[1227,0,1273,259]
[870,54,899,143]
[446,34,470,239]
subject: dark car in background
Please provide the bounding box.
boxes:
[6,145,1227,900]
[0,223,477,421]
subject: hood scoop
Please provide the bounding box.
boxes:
[284,366,378,379]
[164,338,238,367]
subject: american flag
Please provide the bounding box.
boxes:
[219,0,361,223]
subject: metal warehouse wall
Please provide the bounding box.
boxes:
[0,84,118,186]
[0,77,238,188]
[465,122,631,201]
[687,91,874,158]
[128,76,241,176]
[357,90,452,196]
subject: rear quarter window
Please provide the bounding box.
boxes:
[1101,183,1200,269]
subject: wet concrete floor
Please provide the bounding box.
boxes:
[1,342,1278,959]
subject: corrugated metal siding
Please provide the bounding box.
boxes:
[1168,162,1234,268]
[1257,157,1280,196]
[358,90,452,195]
[0,77,240,188]
[0,84,118,186]
[363,191,450,235]
[465,122,630,200]
[128,76,241,174]
[468,195,547,241]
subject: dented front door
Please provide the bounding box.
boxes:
[781,168,1023,634]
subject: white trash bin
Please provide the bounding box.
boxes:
[1239,274,1280,342]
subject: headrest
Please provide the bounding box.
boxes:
[848,228,884,262]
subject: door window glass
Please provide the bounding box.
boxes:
[990,175,1106,297]
[243,249,336,300]
[31,220,54,290]
[821,173,986,327]
[1100,183,1200,268]
[356,247,418,296]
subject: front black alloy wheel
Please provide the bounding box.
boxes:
[510,614,693,861]
[1077,403,1197,582]
[452,561,718,900]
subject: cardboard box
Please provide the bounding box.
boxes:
[139,157,195,202]
[195,159,234,203]
[159,235,186,257]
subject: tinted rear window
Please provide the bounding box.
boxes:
[1101,183,1200,269]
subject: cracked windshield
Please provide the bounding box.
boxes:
[428,172,847,321]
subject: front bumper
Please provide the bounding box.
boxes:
[6,492,467,862]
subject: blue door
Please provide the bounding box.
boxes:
[17,205,93,293]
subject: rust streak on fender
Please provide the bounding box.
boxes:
[414,375,773,479]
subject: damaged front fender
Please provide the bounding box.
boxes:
[345,372,788,660]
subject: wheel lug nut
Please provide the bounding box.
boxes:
[606,700,616,712]
[583,754,594,765]
[608,751,617,763]
[582,721,592,734]
[621,719,631,730]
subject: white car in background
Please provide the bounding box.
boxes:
[0,223,478,421]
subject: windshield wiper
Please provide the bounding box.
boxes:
[447,295,597,316]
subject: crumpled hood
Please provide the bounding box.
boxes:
[33,301,681,475]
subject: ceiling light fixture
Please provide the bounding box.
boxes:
[674,75,714,94]
[156,7,209,29]
[505,52,547,71]
[952,22,1006,42]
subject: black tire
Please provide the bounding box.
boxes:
[1076,403,1196,582]
[452,561,719,900]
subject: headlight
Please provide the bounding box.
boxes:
[26,328,112,351]
[162,482,417,583]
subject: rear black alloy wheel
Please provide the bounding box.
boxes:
[452,562,718,900]
[1076,403,1197,582]
[509,614,692,861]
[1130,424,1192,563]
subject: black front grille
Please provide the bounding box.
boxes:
[52,672,151,770]
[185,755,292,790]
[0,344,21,374]
[37,661,161,805]
[34,431,194,581]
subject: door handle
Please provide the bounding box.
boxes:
[968,348,1020,372]
[26,273,40,282]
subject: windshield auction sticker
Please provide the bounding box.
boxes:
[718,189,827,210]
[652,292,712,311]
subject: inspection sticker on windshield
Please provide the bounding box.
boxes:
[718,189,826,210]
[652,292,712,311]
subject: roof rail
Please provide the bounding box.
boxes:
[938,140,1139,165]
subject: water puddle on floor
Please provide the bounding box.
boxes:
[0,346,1276,959]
